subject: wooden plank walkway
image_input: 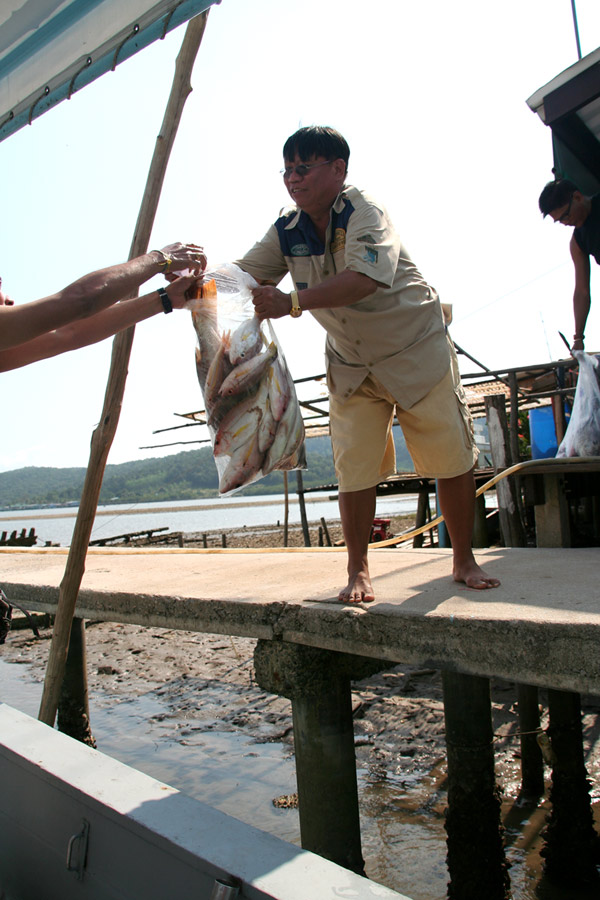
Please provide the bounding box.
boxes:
[1,545,598,694]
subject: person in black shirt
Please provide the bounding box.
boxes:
[539,178,599,352]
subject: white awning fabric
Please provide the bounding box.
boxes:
[0,0,218,142]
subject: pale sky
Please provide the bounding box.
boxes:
[1,0,599,473]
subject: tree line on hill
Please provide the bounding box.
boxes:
[0,431,413,509]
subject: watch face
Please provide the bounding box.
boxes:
[290,307,302,318]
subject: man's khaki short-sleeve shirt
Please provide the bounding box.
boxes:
[236,185,451,409]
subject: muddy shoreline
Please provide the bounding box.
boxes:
[131,512,418,550]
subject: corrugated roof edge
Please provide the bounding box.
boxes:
[526,44,600,120]
[0,0,218,144]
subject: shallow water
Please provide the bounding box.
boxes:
[0,492,420,547]
[1,657,598,900]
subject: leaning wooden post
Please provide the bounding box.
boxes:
[38,12,211,728]
[57,617,96,747]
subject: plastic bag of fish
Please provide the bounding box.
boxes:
[556,350,600,458]
[187,262,306,495]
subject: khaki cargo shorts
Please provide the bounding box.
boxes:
[329,357,478,493]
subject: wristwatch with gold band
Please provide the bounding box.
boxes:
[289,290,302,318]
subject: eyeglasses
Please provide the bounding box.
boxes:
[281,160,333,179]
[558,194,574,223]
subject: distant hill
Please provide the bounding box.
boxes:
[0,430,413,509]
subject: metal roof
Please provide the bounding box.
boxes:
[527,45,600,192]
[0,0,218,143]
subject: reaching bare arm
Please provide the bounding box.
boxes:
[0,243,205,352]
[570,234,591,352]
[0,273,200,372]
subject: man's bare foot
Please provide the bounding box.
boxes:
[339,568,375,604]
[453,558,500,590]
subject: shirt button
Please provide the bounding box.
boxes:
[323,269,329,276]
[341,317,347,324]
[355,339,361,345]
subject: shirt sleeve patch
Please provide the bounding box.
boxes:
[290,243,311,256]
[356,233,378,244]
[363,246,379,265]
[330,228,346,254]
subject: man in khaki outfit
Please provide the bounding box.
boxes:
[238,126,499,602]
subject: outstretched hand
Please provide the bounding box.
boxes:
[164,274,203,309]
[159,242,207,274]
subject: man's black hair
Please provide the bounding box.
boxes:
[283,126,350,170]
[538,178,579,217]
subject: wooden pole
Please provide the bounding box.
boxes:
[296,469,311,547]
[38,11,211,727]
[283,471,289,547]
[484,394,526,548]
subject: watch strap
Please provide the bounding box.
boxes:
[157,286,173,314]
[290,290,302,318]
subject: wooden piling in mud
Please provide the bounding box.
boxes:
[516,684,544,800]
[442,670,511,900]
[253,642,389,876]
[57,617,96,748]
[541,689,600,885]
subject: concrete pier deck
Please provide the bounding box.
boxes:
[1,545,599,694]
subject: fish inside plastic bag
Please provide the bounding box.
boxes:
[186,262,306,495]
[556,350,600,458]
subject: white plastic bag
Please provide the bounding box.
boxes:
[187,263,306,495]
[556,351,600,457]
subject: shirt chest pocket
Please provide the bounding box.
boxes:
[288,256,313,290]
[330,246,347,276]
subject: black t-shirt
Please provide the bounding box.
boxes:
[575,193,600,265]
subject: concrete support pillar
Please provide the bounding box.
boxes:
[542,689,600,886]
[57,617,96,747]
[442,669,511,900]
[516,683,544,800]
[254,641,387,875]
[292,672,363,874]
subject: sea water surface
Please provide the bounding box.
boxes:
[0,492,420,547]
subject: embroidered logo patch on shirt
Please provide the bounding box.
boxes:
[356,233,377,244]
[290,243,311,256]
[363,246,379,265]
[330,228,346,254]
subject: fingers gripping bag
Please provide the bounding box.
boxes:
[187,263,306,495]
[556,351,600,458]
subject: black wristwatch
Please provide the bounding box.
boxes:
[157,286,173,314]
